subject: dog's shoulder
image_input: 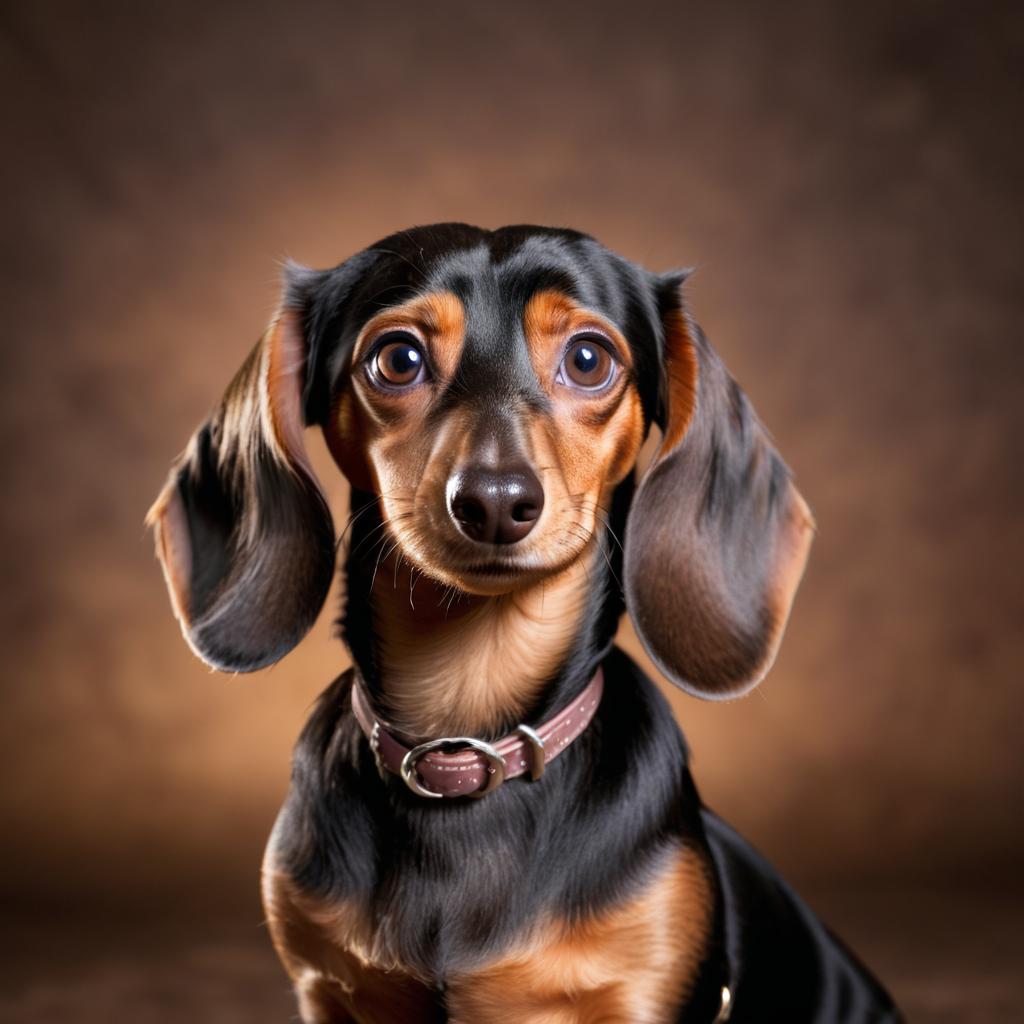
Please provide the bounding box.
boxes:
[266,668,380,893]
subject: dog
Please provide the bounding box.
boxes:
[148,224,900,1022]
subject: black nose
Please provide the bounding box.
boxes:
[448,465,545,545]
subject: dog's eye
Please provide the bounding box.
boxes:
[559,336,616,391]
[371,335,427,388]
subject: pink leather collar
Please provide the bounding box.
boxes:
[351,668,604,799]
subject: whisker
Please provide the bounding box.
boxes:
[368,536,402,594]
[408,565,420,610]
[336,498,383,553]
[347,519,396,559]
[595,511,624,555]
[347,510,417,559]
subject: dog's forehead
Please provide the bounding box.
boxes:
[428,239,606,393]
[314,224,665,423]
[354,226,628,333]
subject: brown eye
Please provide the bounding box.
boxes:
[560,337,616,391]
[372,335,426,388]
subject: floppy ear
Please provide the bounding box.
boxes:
[146,302,335,673]
[623,276,815,700]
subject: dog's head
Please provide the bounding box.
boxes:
[148,224,813,699]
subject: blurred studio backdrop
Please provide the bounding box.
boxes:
[2,1,1022,1020]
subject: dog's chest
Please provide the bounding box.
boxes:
[263,840,714,1024]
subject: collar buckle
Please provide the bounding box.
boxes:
[400,736,507,798]
[351,666,603,799]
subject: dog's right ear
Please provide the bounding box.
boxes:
[146,260,367,673]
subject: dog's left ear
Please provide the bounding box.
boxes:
[623,274,815,700]
[145,262,358,674]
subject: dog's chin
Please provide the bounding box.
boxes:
[446,560,550,597]
[412,540,588,597]
[381,516,597,598]
[412,556,549,597]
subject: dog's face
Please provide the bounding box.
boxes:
[148,224,813,699]
[322,235,654,595]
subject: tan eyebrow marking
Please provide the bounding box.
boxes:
[522,289,633,392]
[354,291,466,382]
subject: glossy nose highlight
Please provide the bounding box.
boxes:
[448,465,545,545]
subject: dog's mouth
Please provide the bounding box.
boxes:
[462,559,530,575]
[430,548,568,595]
[372,489,600,596]
[386,528,592,596]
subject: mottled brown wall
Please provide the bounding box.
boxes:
[2,0,1021,908]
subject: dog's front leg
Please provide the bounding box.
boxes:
[264,858,445,1023]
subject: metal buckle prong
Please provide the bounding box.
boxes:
[400,737,507,799]
[515,724,546,781]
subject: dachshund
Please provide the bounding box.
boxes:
[148,224,900,1022]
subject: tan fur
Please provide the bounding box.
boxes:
[371,551,595,737]
[354,290,467,381]
[522,288,645,529]
[325,291,465,490]
[147,479,192,624]
[447,843,713,1023]
[767,482,816,646]
[658,306,699,453]
[262,858,438,1022]
[266,309,321,477]
[263,843,713,1024]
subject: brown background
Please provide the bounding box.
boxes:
[2,1,1022,1020]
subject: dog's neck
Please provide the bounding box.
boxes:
[366,556,594,738]
[341,496,618,740]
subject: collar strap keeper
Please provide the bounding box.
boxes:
[351,668,604,799]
